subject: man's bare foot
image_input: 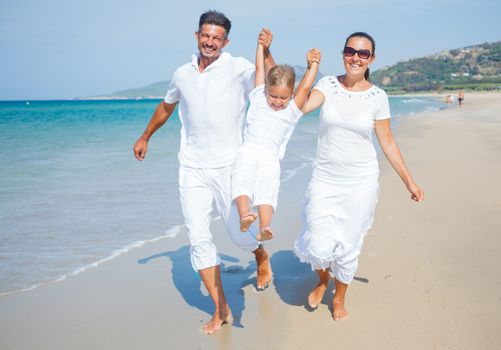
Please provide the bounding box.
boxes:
[202,306,233,335]
[308,281,328,309]
[332,297,348,321]
[256,226,273,241]
[254,245,272,290]
[240,212,257,232]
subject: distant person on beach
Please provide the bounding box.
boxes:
[445,95,452,105]
[292,32,424,321]
[232,28,321,242]
[458,89,465,107]
[133,10,275,335]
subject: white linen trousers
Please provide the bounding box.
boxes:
[179,165,260,271]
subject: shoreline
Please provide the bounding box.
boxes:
[0,94,440,297]
[1,92,501,349]
[0,224,185,298]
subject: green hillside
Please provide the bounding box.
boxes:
[371,41,501,93]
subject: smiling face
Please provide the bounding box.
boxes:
[343,36,375,79]
[195,24,229,59]
[266,84,294,111]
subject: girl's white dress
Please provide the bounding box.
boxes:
[294,76,390,284]
[231,84,302,210]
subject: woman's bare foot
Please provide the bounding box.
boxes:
[332,297,348,321]
[202,306,233,335]
[308,281,328,309]
[254,245,272,290]
[256,226,273,241]
[240,212,257,232]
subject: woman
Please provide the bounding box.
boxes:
[294,32,424,321]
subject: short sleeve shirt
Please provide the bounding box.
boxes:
[164,52,255,168]
[312,76,391,185]
[243,84,303,159]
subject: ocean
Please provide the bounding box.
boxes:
[0,96,444,295]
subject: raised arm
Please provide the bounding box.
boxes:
[374,119,424,201]
[133,100,177,161]
[258,28,276,80]
[294,48,322,111]
[255,42,266,86]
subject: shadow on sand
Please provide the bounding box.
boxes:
[271,250,369,310]
[138,247,370,323]
[270,250,322,308]
[138,245,256,328]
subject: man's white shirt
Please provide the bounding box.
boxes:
[164,52,255,168]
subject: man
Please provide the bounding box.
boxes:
[133,11,274,335]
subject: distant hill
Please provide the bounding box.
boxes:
[371,41,501,93]
[88,81,170,100]
[88,65,323,100]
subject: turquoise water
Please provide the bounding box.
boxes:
[0,97,443,295]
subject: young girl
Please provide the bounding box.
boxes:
[231,28,321,242]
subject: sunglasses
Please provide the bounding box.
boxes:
[343,47,372,60]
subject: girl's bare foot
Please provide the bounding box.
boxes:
[308,281,328,309]
[202,306,233,335]
[332,297,348,321]
[240,212,257,232]
[256,226,273,241]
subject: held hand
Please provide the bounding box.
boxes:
[306,48,322,68]
[407,182,424,202]
[258,28,273,49]
[133,137,148,161]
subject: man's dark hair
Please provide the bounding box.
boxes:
[199,10,232,37]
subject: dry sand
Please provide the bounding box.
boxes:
[1,92,500,350]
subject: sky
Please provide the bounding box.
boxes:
[1,0,500,100]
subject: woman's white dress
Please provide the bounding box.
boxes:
[294,76,390,284]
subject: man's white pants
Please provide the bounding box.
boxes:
[179,165,260,271]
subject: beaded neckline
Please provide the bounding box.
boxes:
[325,76,381,100]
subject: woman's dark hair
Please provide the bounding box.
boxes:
[344,32,375,81]
[199,10,232,38]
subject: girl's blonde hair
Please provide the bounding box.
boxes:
[266,64,295,91]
